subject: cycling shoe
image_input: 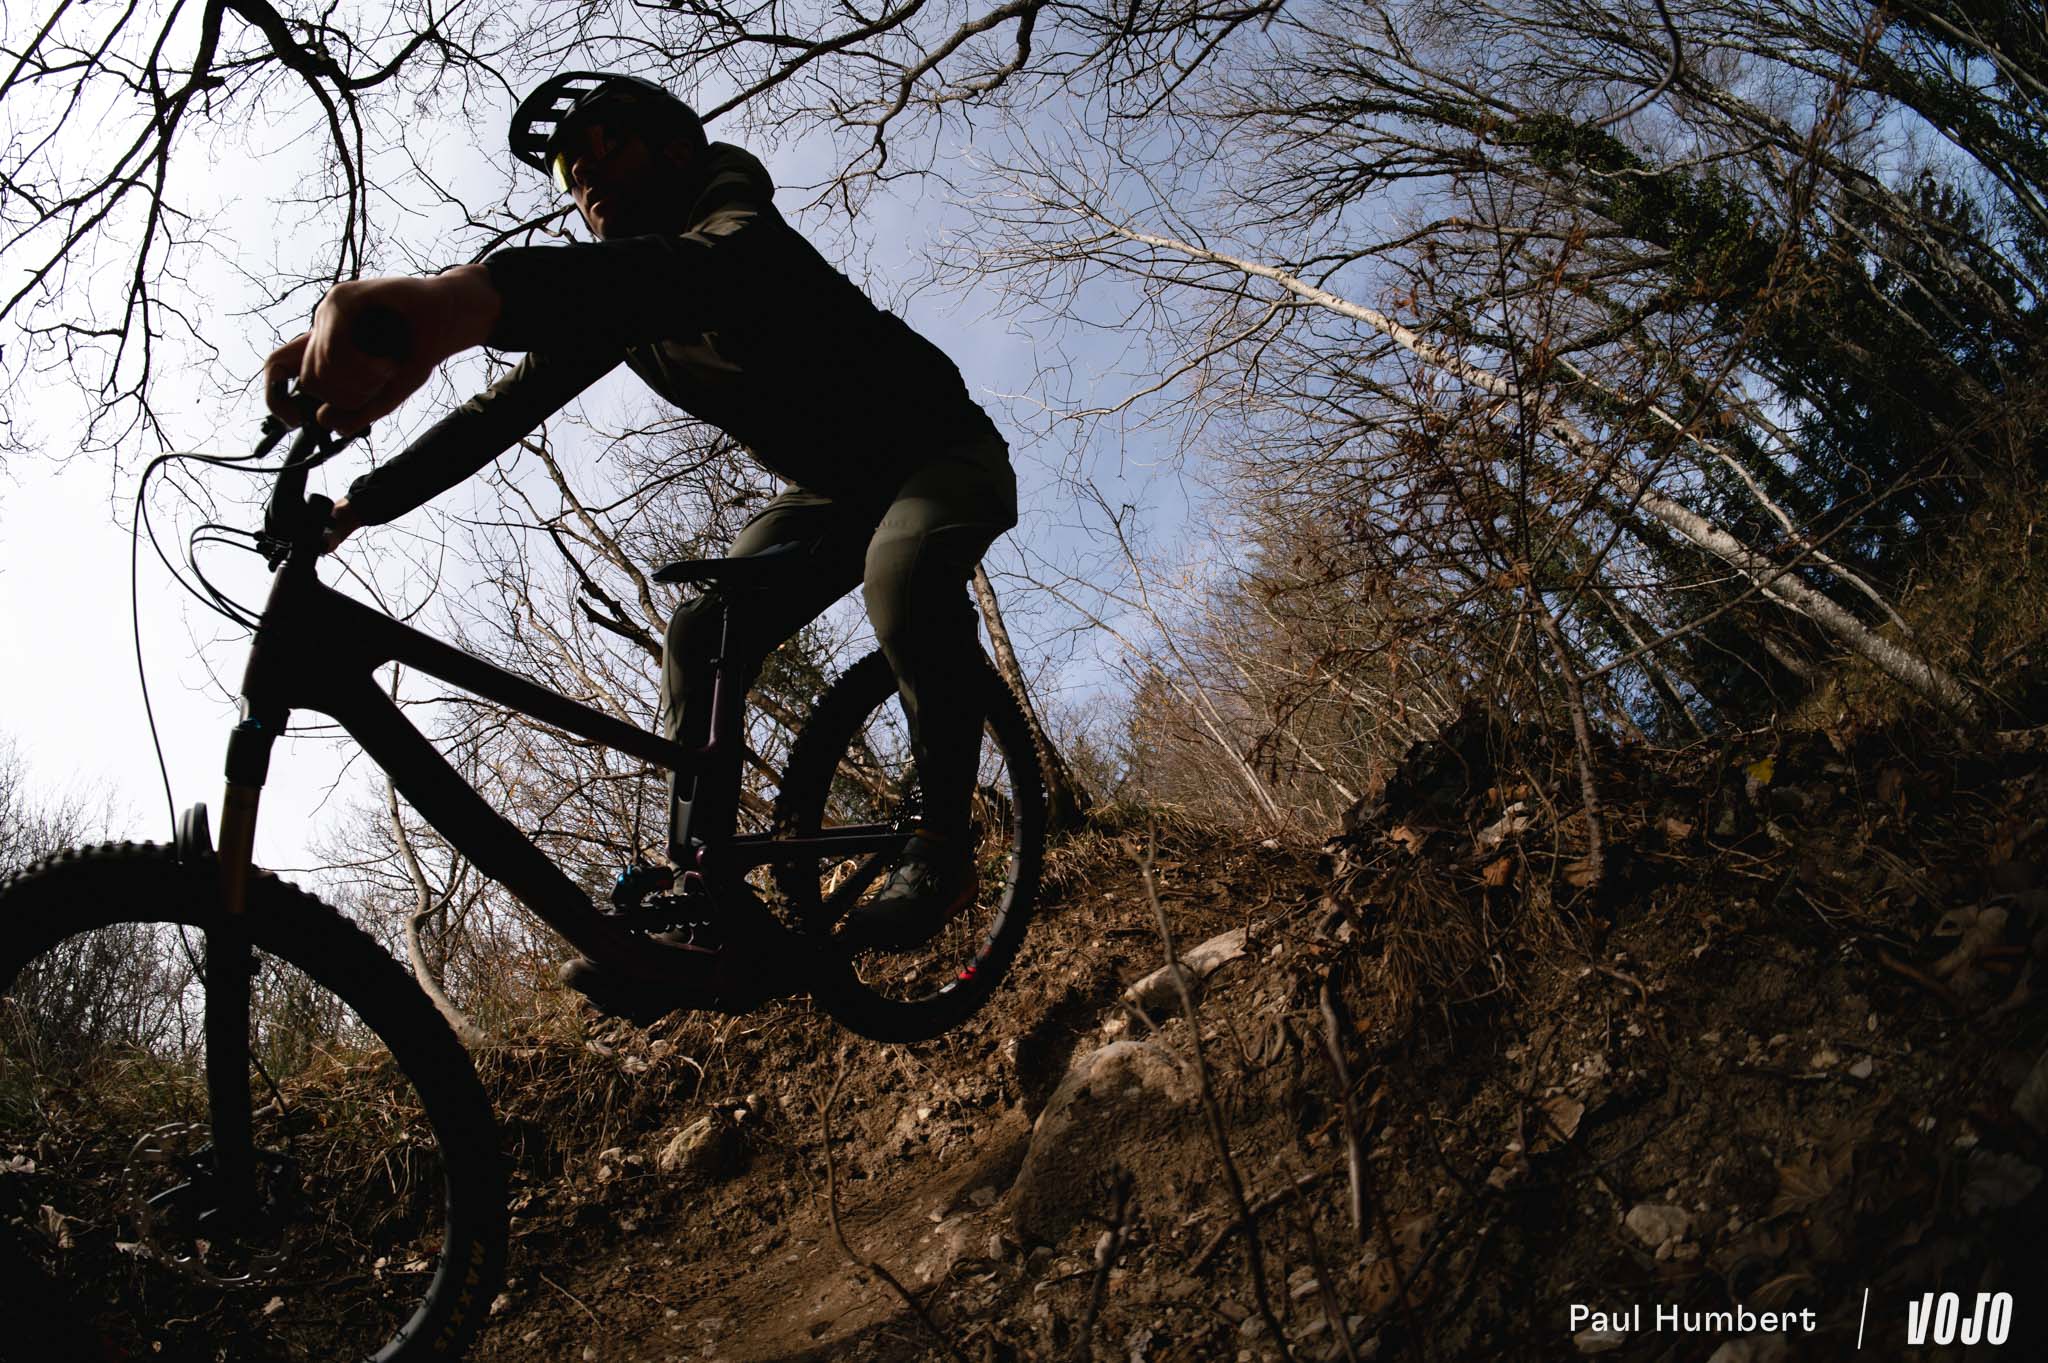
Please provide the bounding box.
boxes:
[836,831,976,951]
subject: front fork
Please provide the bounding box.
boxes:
[190,708,284,1215]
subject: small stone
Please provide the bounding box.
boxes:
[1575,1327,1628,1353]
[1848,1055,1874,1079]
[656,1116,737,1179]
[1809,1046,1841,1069]
[1624,1203,1691,1249]
[1706,1335,1791,1362]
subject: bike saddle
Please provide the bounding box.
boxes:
[652,540,808,588]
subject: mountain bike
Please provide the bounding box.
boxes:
[0,408,1044,1360]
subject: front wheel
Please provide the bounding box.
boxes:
[773,650,1046,1043]
[0,843,506,1362]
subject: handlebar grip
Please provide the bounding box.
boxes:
[350,304,414,362]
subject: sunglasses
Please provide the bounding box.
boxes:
[545,100,665,193]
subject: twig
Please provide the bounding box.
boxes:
[539,1269,598,1324]
[1140,829,1295,1361]
[1074,1169,1137,1362]
[821,1058,971,1363]
[1189,1172,1333,1273]
[1593,963,1651,1008]
[1325,982,1432,1362]
[1295,1207,1362,1363]
[1316,979,1367,1244]
[1875,949,1966,1012]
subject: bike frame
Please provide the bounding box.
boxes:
[207,424,912,979]
[188,416,919,1233]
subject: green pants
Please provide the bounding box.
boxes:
[661,442,1017,852]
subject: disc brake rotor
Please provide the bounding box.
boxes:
[124,1121,292,1285]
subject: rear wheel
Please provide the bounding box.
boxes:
[773,650,1045,1043]
[0,843,506,1361]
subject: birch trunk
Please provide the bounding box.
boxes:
[1102,221,1976,720]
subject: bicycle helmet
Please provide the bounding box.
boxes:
[510,72,705,190]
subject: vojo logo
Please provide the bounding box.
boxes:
[1905,1293,2014,1347]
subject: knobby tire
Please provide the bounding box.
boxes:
[0,843,506,1362]
[774,650,1045,1043]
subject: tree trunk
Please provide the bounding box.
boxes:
[973,565,1094,833]
[1107,223,1978,721]
[386,777,488,1049]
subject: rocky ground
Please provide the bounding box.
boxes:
[466,715,2048,1363]
[9,716,2048,1362]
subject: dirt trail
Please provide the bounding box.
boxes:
[473,723,2048,1363]
[476,829,1287,1363]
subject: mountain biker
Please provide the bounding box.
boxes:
[262,71,1018,1014]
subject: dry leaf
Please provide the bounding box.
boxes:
[1931,905,2008,982]
[1961,1149,2042,1214]
[1538,1095,1586,1147]
[1393,1214,1434,1263]
[1662,816,1695,841]
[1388,825,1426,853]
[1482,857,1513,887]
[1770,1150,1842,1217]
[39,1204,73,1250]
[1476,803,1531,853]
[1750,1271,1817,1312]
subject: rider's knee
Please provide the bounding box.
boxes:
[663,592,722,666]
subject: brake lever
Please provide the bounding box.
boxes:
[253,303,412,561]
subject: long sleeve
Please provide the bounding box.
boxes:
[344,345,620,525]
[479,150,772,352]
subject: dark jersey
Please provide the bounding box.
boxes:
[344,143,1003,524]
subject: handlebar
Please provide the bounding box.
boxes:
[256,304,415,565]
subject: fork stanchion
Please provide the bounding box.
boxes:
[202,909,258,1216]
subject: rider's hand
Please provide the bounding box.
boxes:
[323,497,365,554]
[263,266,503,435]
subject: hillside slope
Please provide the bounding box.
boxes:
[474,720,2048,1362]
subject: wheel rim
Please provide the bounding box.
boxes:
[786,699,1026,1009]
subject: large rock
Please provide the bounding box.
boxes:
[1624,1203,1691,1249]
[1008,1040,1199,1244]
